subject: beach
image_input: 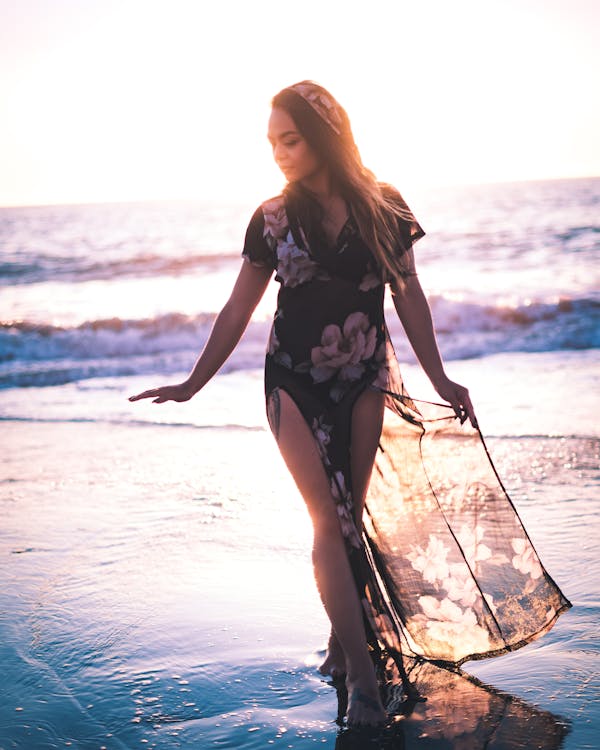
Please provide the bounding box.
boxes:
[1,178,599,748]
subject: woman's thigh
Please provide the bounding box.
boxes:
[350,388,385,524]
[267,388,339,534]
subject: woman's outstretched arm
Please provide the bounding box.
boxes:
[390,274,478,427]
[129,261,272,404]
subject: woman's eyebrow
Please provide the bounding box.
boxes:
[267,130,299,141]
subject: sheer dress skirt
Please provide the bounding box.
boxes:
[242,192,571,672]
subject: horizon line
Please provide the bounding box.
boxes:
[1,173,598,211]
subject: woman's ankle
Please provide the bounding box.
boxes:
[346,656,378,686]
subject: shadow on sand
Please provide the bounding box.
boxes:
[333,657,570,749]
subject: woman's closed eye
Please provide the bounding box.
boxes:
[269,139,300,150]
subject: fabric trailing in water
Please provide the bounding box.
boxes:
[242,187,571,670]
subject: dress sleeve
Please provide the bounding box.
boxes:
[381,184,425,280]
[242,206,276,270]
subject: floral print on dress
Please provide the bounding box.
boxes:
[262,196,329,288]
[455,523,509,567]
[409,596,492,660]
[456,524,492,563]
[443,563,480,608]
[276,233,325,288]
[330,471,361,549]
[359,268,382,291]
[268,324,292,369]
[262,197,289,247]
[407,534,451,584]
[511,537,544,594]
[311,415,333,464]
[401,520,565,660]
[511,538,543,579]
[310,312,377,384]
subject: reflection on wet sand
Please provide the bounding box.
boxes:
[334,657,570,749]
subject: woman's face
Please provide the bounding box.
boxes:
[268,107,324,184]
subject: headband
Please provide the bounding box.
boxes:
[288,82,343,135]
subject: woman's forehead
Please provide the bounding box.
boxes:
[268,107,298,138]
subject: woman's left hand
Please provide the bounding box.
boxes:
[432,375,478,429]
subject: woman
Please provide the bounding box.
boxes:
[130,81,570,727]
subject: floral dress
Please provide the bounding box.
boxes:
[242,189,571,673]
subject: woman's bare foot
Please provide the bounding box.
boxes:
[346,671,387,727]
[318,631,347,680]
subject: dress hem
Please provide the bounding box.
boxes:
[401,599,573,670]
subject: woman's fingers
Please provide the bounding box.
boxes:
[128,388,164,402]
[128,389,156,402]
[129,383,191,404]
[453,386,478,429]
[462,392,478,429]
[437,379,478,429]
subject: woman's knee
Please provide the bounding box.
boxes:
[311,504,343,539]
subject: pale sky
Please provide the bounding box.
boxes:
[1,0,598,207]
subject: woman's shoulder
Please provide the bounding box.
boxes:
[260,193,285,210]
[246,194,285,232]
[247,194,285,220]
[243,196,285,268]
[377,181,400,196]
[257,194,289,241]
[377,182,410,210]
[376,181,425,249]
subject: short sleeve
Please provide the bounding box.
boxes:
[381,184,425,280]
[242,206,275,270]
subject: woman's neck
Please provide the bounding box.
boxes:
[298,169,348,245]
[299,168,337,204]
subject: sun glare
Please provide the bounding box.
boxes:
[0,0,598,206]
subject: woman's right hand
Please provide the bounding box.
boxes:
[128,380,195,404]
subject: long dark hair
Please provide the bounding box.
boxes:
[272,81,416,281]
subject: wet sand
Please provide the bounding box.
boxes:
[1,352,598,748]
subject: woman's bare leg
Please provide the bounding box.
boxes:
[324,388,422,702]
[320,388,385,680]
[268,387,386,726]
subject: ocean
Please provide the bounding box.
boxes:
[1,177,599,748]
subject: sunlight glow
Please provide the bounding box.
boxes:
[0,0,598,207]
